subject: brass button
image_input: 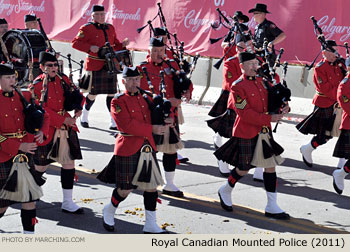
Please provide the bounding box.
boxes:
[17,118,20,121]
[132,110,134,112]
[14,108,17,111]
[11,98,14,102]
[142,105,144,108]
[5,114,8,117]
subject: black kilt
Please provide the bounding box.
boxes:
[333,129,350,159]
[0,153,35,208]
[296,105,334,135]
[97,150,158,190]
[33,128,82,166]
[214,135,259,171]
[90,66,118,95]
[208,90,230,117]
[206,109,237,138]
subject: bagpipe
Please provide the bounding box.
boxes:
[56,72,84,112]
[258,41,291,132]
[136,68,172,145]
[136,2,199,78]
[306,16,346,76]
[212,10,254,70]
[13,62,46,135]
[161,57,192,99]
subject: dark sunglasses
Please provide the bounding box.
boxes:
[45,63,59,67]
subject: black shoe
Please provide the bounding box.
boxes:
[162,189,184,198]
[144,230,169,234]
[103,220,115,232]
[80,121,89,128]
[178,157,189,163]
[332,176,343,195]
[302,156,313,168]
[219,171,230,178]
[109,126,118,130]
[218,191,233,212]
[62,208,84,214]
[253,178,264,183]
[265,211,290,220]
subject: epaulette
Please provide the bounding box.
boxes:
[315,61,325,68]
[341,77,349,85]
[139,61,148,65]
[226,55,238,62]
[83,22,94,27]
[114,93,125,99]
[232,77,243,86]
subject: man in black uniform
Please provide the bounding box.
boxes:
[248,3,286,50]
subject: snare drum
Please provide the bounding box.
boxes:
[2,29,47,86]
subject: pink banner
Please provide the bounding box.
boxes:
[1,0,350,64]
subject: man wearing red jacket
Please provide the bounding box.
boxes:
[97,66,169,233]
[138,37,192,198]
[31,51,84,214]
[332,67,350,195]
[72,4,129,130]
[214,52,290,220]
[0,63,49,233]
[297,40,346,168]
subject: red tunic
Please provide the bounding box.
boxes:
[30,74,80,146]
[337,75,350,130]
[231,75,271,139]
[111,92,156,156]
[72,22,124,71]
[312,59,345,108]
[0,90,49,162]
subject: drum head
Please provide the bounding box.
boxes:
[2,29,47,86]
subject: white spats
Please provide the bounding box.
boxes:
[253,167,264,181]
[265,192,284,214]
[103,202,117,226]
[143,210,166,233]
[81,106,89,124]
[61,189,82,213]
[300,141,315,167]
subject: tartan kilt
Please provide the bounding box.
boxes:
[208,90,230,117]
[206,109,237,138]
[296,105,334,135]
[333,129,350,159]
[97,151,158,190]
[214,135,259,171]
[0,153,35,208]
[89,66,118,95]
[33,128,82,166]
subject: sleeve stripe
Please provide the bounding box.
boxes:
[235,99,247,110]
[0,135,7,143]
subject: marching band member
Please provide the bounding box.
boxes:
[332,63,350,195]
[31,51,84,214]
[297,40,346,168]
[215,52,290,220]
[72,4,129,130]
[97,66,168,233]
[0,63,49,233]
[138,37,193,198]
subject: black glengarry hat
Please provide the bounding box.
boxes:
[24,14,37,22]
[0,63,15,75]
[239,52,256,63]
[248,3,270,13]
[149,37,165,47]
[92,4,105,12]
[153,27,167,36]
[39,51,57,64]
[122,66,140,78]
[0,18,7,25]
